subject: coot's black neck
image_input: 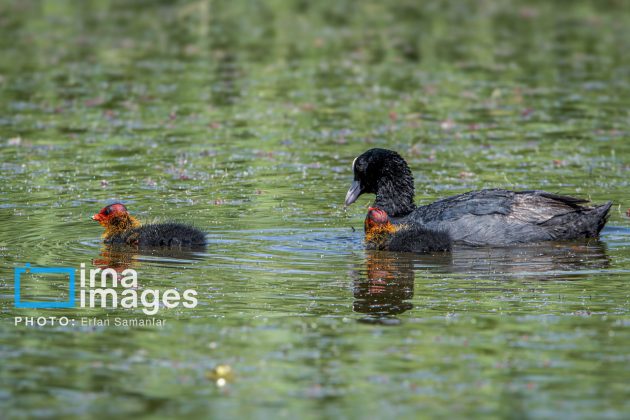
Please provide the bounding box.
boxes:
[373,176,416,218]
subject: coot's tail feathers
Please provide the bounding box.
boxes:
[594,201,613,235]
[541,200,612,239]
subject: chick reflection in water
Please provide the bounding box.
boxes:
[353,252,435,324]
[92,245,136,273]
[93,244,205,273]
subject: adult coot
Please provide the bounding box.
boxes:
[92,203,206,248]
[346,148,612,246]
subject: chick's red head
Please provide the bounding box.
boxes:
[365,206,390,232]
[92,203,129,226]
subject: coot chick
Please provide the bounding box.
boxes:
[346,148,612,246]
[365,207,452,253]
[92,203,206,248]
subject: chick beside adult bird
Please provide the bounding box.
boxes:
[346,148,611,246]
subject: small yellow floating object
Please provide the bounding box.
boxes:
[207,364,234,386]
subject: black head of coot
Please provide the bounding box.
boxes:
[345,148,416,217]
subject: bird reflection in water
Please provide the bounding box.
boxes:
[92,244,204,273]
[352,251,439,325]
[352,239,610,324]
[92,245,137,273]
[447,240,610,278]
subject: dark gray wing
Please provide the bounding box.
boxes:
[402,189,610,246]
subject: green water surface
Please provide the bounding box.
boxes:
[1,1,630,418]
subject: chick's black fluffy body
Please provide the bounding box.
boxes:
[367,225,452,253]
[385,226,452,253]
[105,222,206,248]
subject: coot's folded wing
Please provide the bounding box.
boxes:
[408,189,609,245]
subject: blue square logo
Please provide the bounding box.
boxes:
[14,263,76,308]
